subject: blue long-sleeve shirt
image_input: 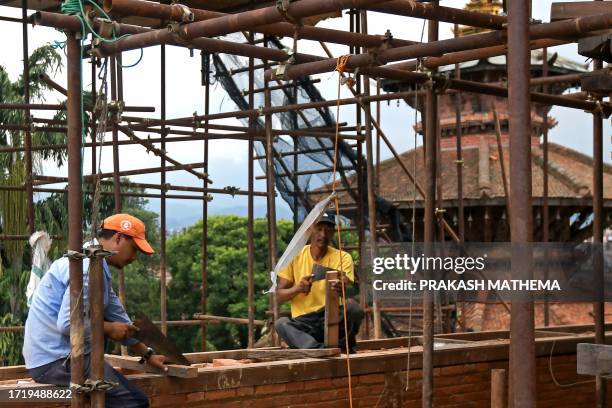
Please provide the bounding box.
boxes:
[23,251,139,369]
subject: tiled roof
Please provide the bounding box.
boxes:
[314,141,612,205]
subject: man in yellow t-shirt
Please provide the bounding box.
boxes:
[275,212,363,352]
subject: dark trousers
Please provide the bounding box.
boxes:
[275,299,363,350]
[28,355,149,408]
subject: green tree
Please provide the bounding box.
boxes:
[166,215,293,351]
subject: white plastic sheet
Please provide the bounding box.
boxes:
[26,231,52,307]
[266,193,336,293]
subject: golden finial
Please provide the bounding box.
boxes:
[455,0,504,37]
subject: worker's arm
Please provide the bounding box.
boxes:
[276,276,312,304]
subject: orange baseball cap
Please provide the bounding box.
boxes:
[100,213,155,255]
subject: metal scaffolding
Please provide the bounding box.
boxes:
[0,0,610,407]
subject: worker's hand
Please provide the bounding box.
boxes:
[105,322,139,342]
[296,276,313,294]
[147,354,168,373]
[329,273,347,294]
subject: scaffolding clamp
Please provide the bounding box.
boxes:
[275,62,289,80]
[175,4,194,23]
[276,0,301,26]
[257,105,265,116]
[223,185,240,197]
[63,250,87,261]
[84,245,116,259]
[108,100,124,122]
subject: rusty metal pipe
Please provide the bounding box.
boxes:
[67,32,85,408]
[103,0,417,49]
[367,0,506,29]
[268,12,612,80]
[507,1,536,407]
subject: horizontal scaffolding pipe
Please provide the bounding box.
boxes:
[268,12,612,80]
[0,184,214,201]
[193,313,265,326]
[96,0,390,54]
[256,166,354,179]
[0,102,154,112]
[32,175,268,197]
[0,234,63,241]
[103,0,418,49]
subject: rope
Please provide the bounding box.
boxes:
[331,55,353,408]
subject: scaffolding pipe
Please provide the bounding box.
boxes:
[267,12,612,80]
[507,1,536,407]
[102,0,417,49]
[22,0,34,235]
[160,44,168,336]
[422,7,438,407]
[247,33,255,349]
[66,31,85,408]
[89,250,106,407]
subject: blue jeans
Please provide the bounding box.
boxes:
[28,355,149,408]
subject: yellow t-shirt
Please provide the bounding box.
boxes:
[278,245,354,318]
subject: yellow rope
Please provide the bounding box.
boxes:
[332,55,354,408]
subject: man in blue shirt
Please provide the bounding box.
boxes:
[23,214,167,408]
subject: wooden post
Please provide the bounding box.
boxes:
[491,369,507,408]
[324,271,339,348]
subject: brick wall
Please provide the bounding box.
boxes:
[143,353,607,408]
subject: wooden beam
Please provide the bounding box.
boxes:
[246,348,340,361]
[104,355,198,378]
[193,314,265,326]
[550,2,612,21]
[324,271,339,348]
[577,343,612,376]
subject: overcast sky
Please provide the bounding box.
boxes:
[0,0,610,229]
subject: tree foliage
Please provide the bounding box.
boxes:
[165,215,293,351]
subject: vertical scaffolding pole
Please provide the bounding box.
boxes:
[454,25,464,243]
[247,33,255,349]
[422,5,438,407]
[160,44,168,335]
[201,51,210,351]
[542,47,550,327]
[360,9,381,340]
[91,60,97,174]
[592,0,606,400]
[507,0,536,406]
[67,31,85,408]
[375,79,380,195]
[89,249,105,407]
[22,0,34,234]
[111,55,128,355]
[264,39,279,345]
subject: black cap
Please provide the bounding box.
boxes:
[317,211,336,226]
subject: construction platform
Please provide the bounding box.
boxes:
[1,323,610,407]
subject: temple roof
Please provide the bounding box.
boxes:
[312,142,612,206]
[437,49,589,75]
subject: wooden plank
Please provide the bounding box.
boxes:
[577,343,612,376]
[324,271,339,348]
[0,365,28,381]
[551,2,612,21]
[104,355,198,378]
[246,348,340,361]
[192,314,265,326]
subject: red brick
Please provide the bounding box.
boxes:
[286,381,305,392]
[254,383,286,395]
[236,386,255,397]
[204,389,236,400]
[185,391,205,402]
[303,378,333,390]
[358,373,385,384]
[150,393,186,407]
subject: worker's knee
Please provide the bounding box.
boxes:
[345,299,364,323]
[275,317,291,334]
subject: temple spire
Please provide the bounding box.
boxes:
[456,0,504,36]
